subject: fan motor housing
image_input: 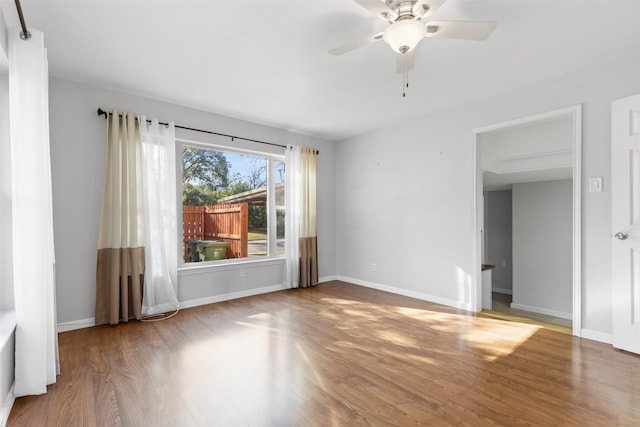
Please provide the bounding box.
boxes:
[388,1,419,19]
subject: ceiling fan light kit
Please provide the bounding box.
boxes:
[330,0,496,97]
[383,19,427,54]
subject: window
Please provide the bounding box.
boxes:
[180,143,285,264]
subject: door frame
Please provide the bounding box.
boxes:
[471,105,582,337]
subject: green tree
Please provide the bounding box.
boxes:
[248,206,267,233]
[217,181,251,198]
[182,182,219,206]
[182,147,230,190]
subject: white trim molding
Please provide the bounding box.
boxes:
[0,383,14,427]
[580,329,613,345]
[510,303,571,320]
[58,284,290,332]
[178,258,285,276]
[179,284,287,310]
[337,276,474,312]
[57,318,96,333]
[472,104,582,339]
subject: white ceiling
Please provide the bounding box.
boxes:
[1,0,639,141]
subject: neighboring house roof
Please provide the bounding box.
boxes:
[217,182,284,206]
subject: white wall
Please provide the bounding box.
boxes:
[48,78,337,327]
[512,180,572,317]
[336,51,640,337]
[485,190,512,294]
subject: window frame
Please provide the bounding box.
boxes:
[176,138,286,270]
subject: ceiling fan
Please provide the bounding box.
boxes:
[329,0,497,75]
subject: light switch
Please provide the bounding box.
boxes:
[589,177,603,193]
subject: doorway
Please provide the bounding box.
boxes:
[484,185,572,330]
[472,105,582,337]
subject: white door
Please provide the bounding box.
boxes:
[612,93,640,354]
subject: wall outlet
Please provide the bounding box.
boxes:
[371,263,377,272]
[589,177,603,193]
[500,260,506,268]
[240,268,246,277]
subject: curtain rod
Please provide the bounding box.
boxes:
[96,108,295,150]
[15,0,31,40]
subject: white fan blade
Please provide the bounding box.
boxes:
[396,51,415,74]
[353,0,398,22]
[424,20,497,41]
[413,0,447,19]
[329,32,384,55]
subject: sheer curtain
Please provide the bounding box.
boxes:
[9,28,59,396]
[139,117,179,316]
[285,146,318,288]
[95,111,145,325]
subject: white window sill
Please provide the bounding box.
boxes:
[178,256,285,276]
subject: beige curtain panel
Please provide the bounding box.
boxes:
[299,147,318,288]
[95,111,146,325]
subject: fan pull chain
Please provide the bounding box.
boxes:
[402,70,406,97]
[401,54,409,98]
[402,69,409,97]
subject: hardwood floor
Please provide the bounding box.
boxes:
[8,281,640,426]
[483,292,573,335]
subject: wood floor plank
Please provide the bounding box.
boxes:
[7,281,640,426]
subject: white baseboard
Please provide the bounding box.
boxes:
[57,317,95,333]
[50,280,618,350]
[336,276,474,312]
[0,383,14,427]
[510,303,571,320]
[580,328,613,345]
[57,285,289,332]
[318,275,337,283]
[179,284,287,310]
[492,287,512,295]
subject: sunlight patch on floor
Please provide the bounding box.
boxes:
[464,318,541,362]
[375,330,419,349]
[320,297,358,305]
[247,312,274,320]
[394,307,470,323]
[296,342,326,390]
[342,308,379,320]
[234,320,279,332]
[319,293,546,364]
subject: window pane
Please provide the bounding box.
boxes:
[182,146,276,263]
[275,161,285,254]
[275,161,285,206]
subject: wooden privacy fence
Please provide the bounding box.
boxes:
[183,203,248,261]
